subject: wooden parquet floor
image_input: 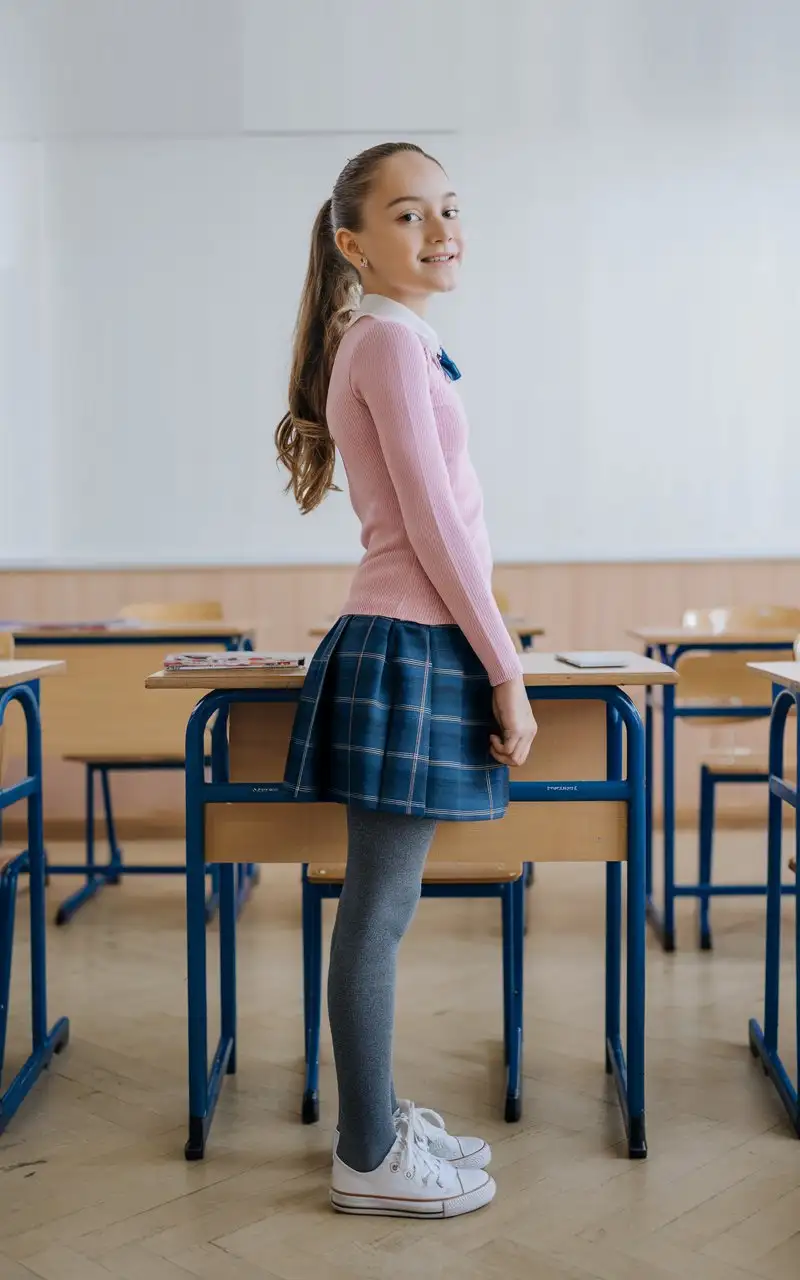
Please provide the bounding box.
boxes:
[1,831,798,1279]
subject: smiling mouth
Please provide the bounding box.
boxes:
[421,253,459,264]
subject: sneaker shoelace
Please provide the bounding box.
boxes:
[399,1101,448,1152]
[391,1105,446,1188]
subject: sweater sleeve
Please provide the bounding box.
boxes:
[350,320,522,687]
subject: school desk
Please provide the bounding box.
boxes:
[7,622,255,923]
[746,661,800,1136]
[146,650,676,1162]
[0,661,70,1133]
[630,625,797,952]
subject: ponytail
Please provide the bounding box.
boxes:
[274,199,358,514]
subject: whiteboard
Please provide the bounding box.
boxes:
[32,129,799,566]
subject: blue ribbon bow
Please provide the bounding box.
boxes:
[438,348,462,382]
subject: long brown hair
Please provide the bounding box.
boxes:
[275,141,436,514]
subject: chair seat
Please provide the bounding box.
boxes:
[63,752,185,766]
[702,752,797,778]
[307,861,524,885]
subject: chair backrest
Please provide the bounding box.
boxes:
[682,605,800,634]
[117,600,223,623]
[675,650,787,712]
[676,605,800,717]
[0,632,14,783]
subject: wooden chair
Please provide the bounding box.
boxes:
[677,606,800,948]
[301,861,525,1123]
[58,603,224,925]
[117,601,223,622]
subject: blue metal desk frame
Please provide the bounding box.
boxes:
[0,678,69,1134]
[644,639,797,953]
[15,628,257,924]
[179,681,648,1164]
[748,678,800,1135]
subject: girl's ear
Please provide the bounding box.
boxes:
[335,228,364,271]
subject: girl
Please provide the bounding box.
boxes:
[276,142,537,1219]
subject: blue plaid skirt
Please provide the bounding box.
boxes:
[283,615,509,821]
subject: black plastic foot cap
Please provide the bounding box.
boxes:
[504,1094,522,1123]
[700,933,713,952]
[302,1091,319,1125]
[628,1115,647,1159]
[185,1116,206,1161]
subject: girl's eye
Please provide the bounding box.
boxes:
[399,211,422,223]
[443,207,460,219]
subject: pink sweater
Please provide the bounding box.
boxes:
[327,313,522,688]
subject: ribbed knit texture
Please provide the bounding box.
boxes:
[328,316,522,688]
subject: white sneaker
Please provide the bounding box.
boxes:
[395,1099,492,1170]
[330,1109,496,1219]
[333,1100,491,1171]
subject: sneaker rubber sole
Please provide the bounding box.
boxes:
[330,1173,496,1218]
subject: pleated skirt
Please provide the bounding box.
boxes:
[283,615,509,821]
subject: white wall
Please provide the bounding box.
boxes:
[1,0,798,566]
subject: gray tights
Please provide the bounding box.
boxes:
[328,807,436,1172]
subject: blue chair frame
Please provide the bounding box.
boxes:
[644,638,797,952]
[300,866,526,1127]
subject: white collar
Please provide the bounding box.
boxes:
[352,294,440,355]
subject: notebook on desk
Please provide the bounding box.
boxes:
[555,652,630,669]
[163,652,305,671]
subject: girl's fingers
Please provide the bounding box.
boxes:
[491,730,536,768]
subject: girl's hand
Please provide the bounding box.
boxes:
[490,676,537,767]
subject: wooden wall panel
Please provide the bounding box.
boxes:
[2,559,798,834]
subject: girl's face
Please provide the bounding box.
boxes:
[336,152,463,310]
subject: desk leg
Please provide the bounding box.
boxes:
[763,730,785,1057]
[504,874,525,1122]
[605,707,622,1071]
[795,806,799,1125]
[643,649,654,904]
[0,680,69,1136]
[185,772,210,1159]
[185,696,235,1160]
[647,677,676,952]
[219,863,237,1076]
[603,697,646,1156]
[27,681,69,1066]
[626,725,647,1156]
[748,689,800,1137]
[604,692,647,1157]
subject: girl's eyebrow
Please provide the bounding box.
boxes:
[385,191,458,209]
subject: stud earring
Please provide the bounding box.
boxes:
[360,257,368,268]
